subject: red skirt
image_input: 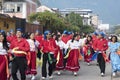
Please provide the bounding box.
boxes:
[83,46,92,63]
[26,51,37,75]
[84,54,92,63]
[0,55,9,80]
[65,49,80,72]
[54,47,64,70]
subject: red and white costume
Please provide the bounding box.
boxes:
[26,39,40,75]
[65,40,81,72]
[61,35,70,44]
[61,35,72,55]
[83,40,93,63]
[0,42,9,80]
[54,40,65,70]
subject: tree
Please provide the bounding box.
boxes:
[28,11,67,32]
[28,11,94,33]
[66,25,80,32]
[65,12,83,28]
[112,25,120,34]
[115,29,120,34]
[65,12,94,33]
[80,25,94,33]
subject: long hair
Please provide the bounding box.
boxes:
[85,35,92,45]
[28,32,35,42]
[0,33,9,50]
[111,35,118,42]
[23,32,29,39]
[55,35,61,42]
[71,34,78,42]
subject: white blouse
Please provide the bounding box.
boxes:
[27,39,40,51]
[55,40,65,49]
[67,40,81,49]
[79,38,86,46]
[0,42,7,55]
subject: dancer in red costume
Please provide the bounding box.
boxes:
[35,30,43,66]
[27,32,40,80]
[9,28,30,80]
[39,30,57,79]
[83,35,93,66]
[54,35,64,75]
[65,34,81,76]
[0,32,9,80]
[94,32,108,77]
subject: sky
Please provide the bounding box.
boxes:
[40,0,120,26]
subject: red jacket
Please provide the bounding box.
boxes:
[94,38,108,52]
[39,38,57,53]
[7,35,17,43]
[61,35,71,44]
[35,35,43,43]
[92,37,98,50]
[10,38,30,57]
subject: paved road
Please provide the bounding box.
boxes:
[10,60,120,80]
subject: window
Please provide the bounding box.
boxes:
[4,4,15,13]
[17,6,20,12]
[17,4,22,12]
[4,3,23,13]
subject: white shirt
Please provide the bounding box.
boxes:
[27,39,40,51]
[0,42,7,55]
[79,38,86,46]
[67,40,81,49]
[55,40,65,49]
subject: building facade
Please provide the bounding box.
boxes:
[91,14,99,28]
[0,13,43,33]
[59,8,98,26]
[2,0,40,19]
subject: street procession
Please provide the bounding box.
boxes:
[0,0,120,80]
[0,29,120,80]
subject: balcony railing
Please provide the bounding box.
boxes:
[3,9,21,13]
[3,9,15,13]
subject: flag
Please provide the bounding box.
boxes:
[91,52,99,61]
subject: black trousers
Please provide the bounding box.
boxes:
[42,53,54,77]
[11,57,27,80]
[37,48,41,59]
[63,48,68,68]
[97,53,106,73]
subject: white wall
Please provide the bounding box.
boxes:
[22,2,26,18]
[98,24,109,31]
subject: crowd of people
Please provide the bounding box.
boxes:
[0,28,120,80]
